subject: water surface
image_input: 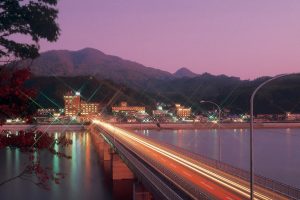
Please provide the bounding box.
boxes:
[0,131,112,200]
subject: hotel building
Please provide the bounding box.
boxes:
[112,101,145,114]
[175,104,191,118]
[80,101,100,115]
[64,91,100,116]
[64,92,81,116]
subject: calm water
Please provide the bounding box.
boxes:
[0,132,112,200]
[135,128,300,188]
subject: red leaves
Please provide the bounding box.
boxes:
[11,68,31,86]
[0,67,36,123]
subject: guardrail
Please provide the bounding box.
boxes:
[92,129,185,200]
[94,125,300,200]
[95,127,211,200]
[140,135,300,200]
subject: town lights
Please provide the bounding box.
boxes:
[92,119,100,124]
[199,100,221,122]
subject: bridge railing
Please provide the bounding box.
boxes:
[96,127,211,200]
[95,125,300,200]
[142,135,300,200]
[91,129,183,200]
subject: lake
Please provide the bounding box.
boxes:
[0,131,112,200]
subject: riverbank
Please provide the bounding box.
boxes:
[114,122,300,130]
[2,122,300,132]
[0,124,85,132]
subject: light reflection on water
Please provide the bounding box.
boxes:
[135,128,300,188]
[0,131,112,200]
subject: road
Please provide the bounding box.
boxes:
[92,119,288,200]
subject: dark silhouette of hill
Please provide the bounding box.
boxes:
[25,74,300,115]
[19,48,173,86]
[173,67,198,78]
[24,76,157,113]
[147,74,300,114]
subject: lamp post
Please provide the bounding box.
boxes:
[249,73,298,200]
[200,100,222,162]
[200,100,221,122]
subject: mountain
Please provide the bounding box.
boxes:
[174,67,198,78]
[15,47,300,114]
[18,48,173,86]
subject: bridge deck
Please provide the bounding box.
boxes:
[92,120,299,200]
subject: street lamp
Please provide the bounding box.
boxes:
[200,100,221,122]
[200,100,222,162]
[249,73,298,200]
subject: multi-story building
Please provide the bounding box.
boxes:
[81,101,100,115]
[64,91,100,116]
[37,108,56,116]
[64,92,81,116]
[175,104,191,118]
[112,101,145,114]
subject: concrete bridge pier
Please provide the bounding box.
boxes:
[111,153,134,180]
[90,129,153,199]
[133,182,153,200]
[103,142,113,179]
[110,151,135,199]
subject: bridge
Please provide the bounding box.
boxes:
[90,119,300,200]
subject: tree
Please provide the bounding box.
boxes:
[0,0,60,123]
[0,68,35,123]
[0,0,64,190]
[0,0,60,63]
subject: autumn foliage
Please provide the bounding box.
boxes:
[0,67,36,124]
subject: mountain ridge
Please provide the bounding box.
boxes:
[17,48,174,86]
[174,67,198,78]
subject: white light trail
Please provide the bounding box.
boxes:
[93,120,278,200]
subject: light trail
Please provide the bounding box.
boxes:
[92,120,281,200]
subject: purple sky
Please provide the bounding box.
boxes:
[39,0,300,79]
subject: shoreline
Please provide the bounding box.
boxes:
[0,124,85,132]
[114,122,300,130]
[1,122,300,132]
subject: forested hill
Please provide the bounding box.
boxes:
[25,74,300,114]
[24,76,156,112]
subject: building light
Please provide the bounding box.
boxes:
[75,92,80,96]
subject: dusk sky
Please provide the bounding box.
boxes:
[39,0,300,79]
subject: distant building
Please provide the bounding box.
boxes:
[257,114,272,118]
[195,115,208,122]
[81,101,100,115]
[152,105,169,117]
[286,112,300,121]
[64,91,100,116]
[112,101,145,114]
[64,92,81,116]
[37,108,56,116]
[152,109,169,117]
[175,104,191,118]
